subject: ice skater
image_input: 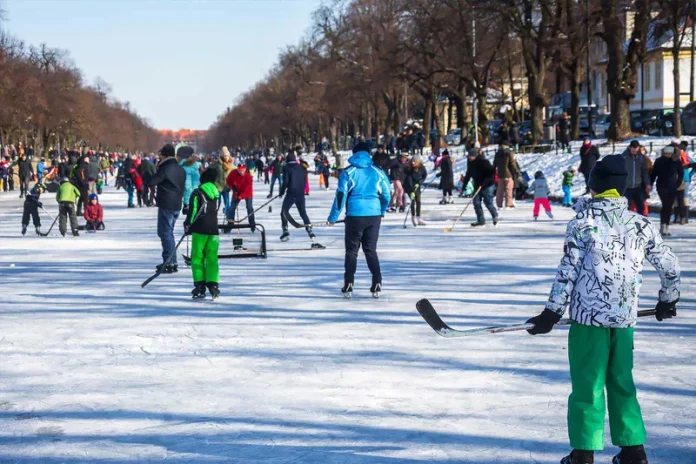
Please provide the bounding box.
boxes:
[21,183,46,236]
[527,171,553,220]
[279,152,315,242]
[327,141,391,298]
[525,155,681,464]
[56,177,81,237]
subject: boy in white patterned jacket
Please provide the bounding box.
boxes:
[525,155,680,464]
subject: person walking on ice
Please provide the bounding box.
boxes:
[184,168,221,300]
[327,141,391,298]
[527,170,553,220]
[525,154,681,464]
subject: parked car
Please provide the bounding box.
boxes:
[640,108,677,136]
[444,128,463,145]
[630,109,661,134]
[593,114,611,138]
[681,102,696,135]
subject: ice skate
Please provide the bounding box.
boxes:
[470,221,485,227]
[192,282,206,300]
[21,226,27,236]
[280,230,290,242]
[411,216,417,226]
[417,217,426,226]
[206,282,220,300]
[35,227,41,236]
[560,450,594,464]
[342,282,353,299]
[370,282,381,299]
[612,445,647,464]
[546,211,554,220]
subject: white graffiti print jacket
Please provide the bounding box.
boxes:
[546,197,680,328]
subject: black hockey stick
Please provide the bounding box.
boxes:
[39,215,59,237]
[283,210,344,228]
[227,195,279,223]
[416,299,657,338]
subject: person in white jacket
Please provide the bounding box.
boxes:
[525,155,680,464]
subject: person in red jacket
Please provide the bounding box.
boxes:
[130,159,145,207]
[226,163,255,231]
[84,193,105,231]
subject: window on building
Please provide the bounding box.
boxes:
[655,63,662,90]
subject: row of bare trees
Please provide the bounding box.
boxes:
[205,0,694,152]
[0,30,161,155]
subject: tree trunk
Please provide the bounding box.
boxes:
[569,57,581,141]
[452,89,465,129]
[432,95,442,144]
[528,71,546,143]
[673,47,682,137]
[447,97,453,132]
[423,96,433,145]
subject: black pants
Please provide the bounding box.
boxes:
[77,187,89,213]
[657,189,677,225]
[22,201,41,228]
[281,193,311,231]
[19,174,31,196]
[442,188,453,197]
[674,190,688,222]
[231,197,256,230]
[323,172,330,189]
[410,191,422,216]
[344,216,382,286]
[59,202,79,235]
[86,221,105,231]
[624,187,646,217]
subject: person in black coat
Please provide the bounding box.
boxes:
[437,149,455,204]
[498,122,510,146]
[558,114,571,152]
[279,152,315,241]
[651,145,684,236]
[149,143,187,273]
[138,157,157,207]
[462,148,498,227]
[403,155,428,226]
[579,138,601,194]
[372,145,390,172]
[15,150,34,198]
[388,153,408,212]
[72,156,90,215]
[509,122,521,151]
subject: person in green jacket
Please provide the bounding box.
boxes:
[184,168,221,300]
[562,167,576,207]
[56,177,81,237]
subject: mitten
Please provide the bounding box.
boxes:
[655,299,677,321]
[526,309,562,335]
[409,192,415,200]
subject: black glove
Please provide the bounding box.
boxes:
[37,201,43,208]
[183,223,191,235]
[655,299,677,321]
[526,309,562,335]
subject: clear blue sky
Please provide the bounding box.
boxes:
[2,0,323,130]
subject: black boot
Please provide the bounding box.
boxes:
[561,449,594,464]
[612,445,648,464]
[192,282,206,299]
[206,282,220,300]
[470,221,485,227]
[21,225,27,236]
[370,282,382,299]
[280,229,290,242]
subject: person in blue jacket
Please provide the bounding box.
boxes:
[327,142,391,299]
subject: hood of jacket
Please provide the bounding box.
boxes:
[200,182,220,200]
[348,151,373,168]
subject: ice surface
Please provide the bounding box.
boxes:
[0,171,694,463]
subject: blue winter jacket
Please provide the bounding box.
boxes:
[180,160,201,206]
[328,151,391,223]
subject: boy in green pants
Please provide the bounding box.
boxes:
[184,169,221,300]
[526,155,680,464]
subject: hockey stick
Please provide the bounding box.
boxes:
[227,195,279,223]
[39,215,59,237]
[416,299,657,338]
[283,210,344,228]
[39,206,55,221]
[444,186,481,233]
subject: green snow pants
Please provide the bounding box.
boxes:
[568,323,646,450]
[190,233,219,284]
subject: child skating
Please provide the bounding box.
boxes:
[22,183,46,236]
[525,155,681,464]
[562,167,576,207]
[527,170,553,220]
[184,169,221,300]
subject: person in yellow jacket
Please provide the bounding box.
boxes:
[56,177,81,237]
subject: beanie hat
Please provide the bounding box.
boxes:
[89,193,98,201]
[629,140,640,149]
[467,148,480,157]
[442,149,449,156]
[286,153,297,162]
[589,154,628,195]
[159,144,175,157]
[534,170,544,179]
[200,167,217,184]
[353,142,371,154]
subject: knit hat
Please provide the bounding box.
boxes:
[200,167,217,184]
[629,140,640,149]
[534,170,544,179]
[442,149,449,156]
[286,152,297,162]
[159,144,175,157]
[176,144,194,159]
[467,148,480,157]
[588,154,628,195]
[89,193,98,201]
[353,142,371,154]
[662,145,675,155]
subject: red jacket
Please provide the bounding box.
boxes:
[226,168,253,199]
[84,202,103,223]
[129,167,143,190]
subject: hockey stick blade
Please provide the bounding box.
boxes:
[416,299,657,338]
